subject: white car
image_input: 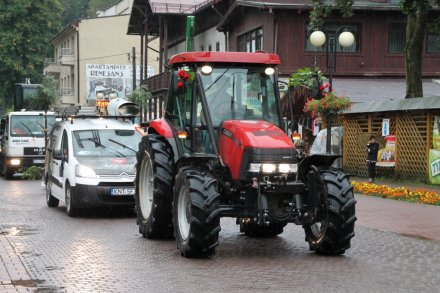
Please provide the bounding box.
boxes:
[44,116,143,216]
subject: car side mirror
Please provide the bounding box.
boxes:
[53,149,63,160]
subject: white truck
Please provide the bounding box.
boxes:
[0,111,56,179]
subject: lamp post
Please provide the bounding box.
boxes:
[309,27,355,154]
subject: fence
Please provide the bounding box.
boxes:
[342,97,440,181]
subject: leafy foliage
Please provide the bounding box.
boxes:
[61,0,88,25]
[288,67,324,89]
[25,75,59,111]
[86,0,121,18]
[0,1,62,112]
[126,86,152,119]
[22,166,42,180]
[310,0,354,28]
[303,91,352,117]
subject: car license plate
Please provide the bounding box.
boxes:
[110,188,135,196]
[33,159,45,164]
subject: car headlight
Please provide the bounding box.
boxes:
[10,159,21,166]
[75,164,96,178]
[248,163,298,173]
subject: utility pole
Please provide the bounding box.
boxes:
[132,47,136,91]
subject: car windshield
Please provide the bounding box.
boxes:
[72,129,141,158]
[10,114,56,137]
[199,66,281,127]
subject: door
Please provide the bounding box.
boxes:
[48,129,68,200]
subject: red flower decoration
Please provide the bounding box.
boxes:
[183,73,190,81]
[178,70,185,78]
[177,81,184,88]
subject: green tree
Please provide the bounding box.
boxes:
[126,86,152,122]
[86,0,120,18]
[0,1,62,110]
[61,0,89,25]
[26,75,59,111]
[310,0,437,98]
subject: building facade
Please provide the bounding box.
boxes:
[44,1,160,106]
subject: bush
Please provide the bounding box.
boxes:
[22,166,42,180]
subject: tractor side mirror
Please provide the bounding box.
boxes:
[172,72,186,95]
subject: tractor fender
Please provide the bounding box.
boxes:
[175,154,219,171]
[298,154,340,182]
[146,118,173,138]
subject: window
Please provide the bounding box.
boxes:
[208,44,212,51]
[238,28,263,52]
[200,45,204,51]
[427,29,440,53]
[389,23,406,53]
[305,23,360,53]
[216,42,220,51]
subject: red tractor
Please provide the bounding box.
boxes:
[135,51,356,257]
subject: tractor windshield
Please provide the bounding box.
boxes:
[199,66,281,127]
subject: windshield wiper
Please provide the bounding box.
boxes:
[204,64,235,92]
[84,138,125,157]
[108,138,136,153]
[20,121,35,138]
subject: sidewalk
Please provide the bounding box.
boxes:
[352,176,440,241]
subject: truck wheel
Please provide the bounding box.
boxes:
[239,219,286,237]
[135,135,174,239]
[65,183,79,217]
[46,179,59,207]
[303,169,357,255]
[4,165,13,180]
[173,168,221,258]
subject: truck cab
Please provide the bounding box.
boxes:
[0,111,56,179]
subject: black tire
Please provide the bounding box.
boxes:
[4,165,13,180]
[239,219,286,237]
[46,178,59,207]
[173,168,221,258]
[65,183,79,217]
[303,169,357,255]
[135,134,174,239]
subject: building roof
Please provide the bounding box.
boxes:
[335,78,440,113]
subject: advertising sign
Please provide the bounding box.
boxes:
[429,149,440,184]
[376,135,396,167]
[382,119,390,136]
[86,64,154,100]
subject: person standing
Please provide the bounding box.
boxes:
[367,136,379,182]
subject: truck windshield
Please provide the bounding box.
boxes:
[72,129,141,158]
[199,66,281,127]
[10,115,56,137]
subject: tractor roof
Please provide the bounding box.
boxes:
[168,51,281,66]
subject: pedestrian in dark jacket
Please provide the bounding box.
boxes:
[367,136,379,182]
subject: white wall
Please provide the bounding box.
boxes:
[168,26,226,57]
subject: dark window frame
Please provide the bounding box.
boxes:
[238,27,264,52]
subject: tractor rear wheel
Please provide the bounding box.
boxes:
[303,169,357,255]
[173,168,221,258]
[239,219,286,237]
[135,134,174,239]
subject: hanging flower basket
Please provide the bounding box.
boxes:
[303,91,352,117]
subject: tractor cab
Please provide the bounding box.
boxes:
[166,61,283,156]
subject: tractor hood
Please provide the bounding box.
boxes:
[220,120,294,149]
[219,120,296,180]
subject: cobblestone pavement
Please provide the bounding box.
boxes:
[0,178,439,293]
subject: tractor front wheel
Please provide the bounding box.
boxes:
[303,169,357,255]
[135,134,174,239]
[173,168,221,257]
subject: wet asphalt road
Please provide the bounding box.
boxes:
[1,177,439,292]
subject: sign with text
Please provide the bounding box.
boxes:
[382,119,390,136]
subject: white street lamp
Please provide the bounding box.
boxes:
[308,26,355,154]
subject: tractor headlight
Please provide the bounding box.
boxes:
[278,163,298,173]
[261,163,277,173]
[10,159,21,166]
[75,164,96,178]
[248,163,298,173]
